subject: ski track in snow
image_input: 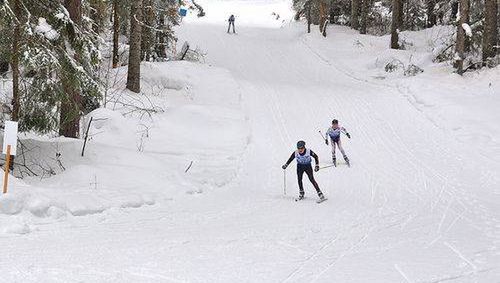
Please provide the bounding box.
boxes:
[1,1,499,282]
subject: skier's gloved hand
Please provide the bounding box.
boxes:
[282,164,288,170]
[346,133,351,139]
[325,139,329,145]
[314,165,319,172]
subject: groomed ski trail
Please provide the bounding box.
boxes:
[0,3,498,282]
[178,21,500,282]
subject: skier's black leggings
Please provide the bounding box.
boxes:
[297,164,321,195]
[227,22,235,33]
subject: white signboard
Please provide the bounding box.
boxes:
[3,121,18,156]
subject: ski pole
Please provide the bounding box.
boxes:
[319,164,335,170]
[318,130,325,140]
[319,130,328,145]
[283,169,287,196]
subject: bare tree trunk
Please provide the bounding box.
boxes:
[307,0,312,33]
[0,17,8,75]
[11,0,21,122]
[9,0,22,170]
[426,0,437,27]
[89,0,100,34]
[390,0,403,49]
[157,8,166,58]
[450,0,459,22]
[482,0,498,65]
[311,0,320,25]
[398,0,404,30]
[455,0,470,74]
[126,0,142,93]
[319,0,327,37]
[351,0,360,30]
[60,0,83,138]
[329,5,336,24]
[359,0,370,34]
[0,62,8,75]
[141,0,155,62]
[112,0,120,68]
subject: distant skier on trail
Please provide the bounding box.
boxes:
[227,14,236,33]
[282,141,326,203]
[325,119,351,167]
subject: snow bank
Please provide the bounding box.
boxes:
[0,170,157,235]
[297,24,499,163]
[1,61,249,235]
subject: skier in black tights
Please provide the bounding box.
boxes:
[227,15,236,33]
[282,141,325,201]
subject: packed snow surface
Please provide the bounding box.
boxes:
[0,0,499,282]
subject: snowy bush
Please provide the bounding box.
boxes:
[183,47,207,63]
[404,64,424,76]
[384,59,405,73]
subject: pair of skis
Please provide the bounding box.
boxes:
[294,196,328,204]
[319,130,351,168]
[284,170,327,204]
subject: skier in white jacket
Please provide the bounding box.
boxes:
[325,119,351,166]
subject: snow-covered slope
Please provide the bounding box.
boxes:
[0,0,499,282]
[0,61,249,233]
[184,0,293,28]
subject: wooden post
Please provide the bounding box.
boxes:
[81,117,93,157]
[3,145,11,194]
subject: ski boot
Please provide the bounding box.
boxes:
[317,192,327,204]
[343,155,350,167]
[295,194,305,202]
[332,157,337,167]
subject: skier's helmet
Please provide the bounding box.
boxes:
[332,119,338,124]
[297,140,306,149]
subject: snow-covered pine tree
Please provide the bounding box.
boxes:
[426,0,437,27]
[403,0,426,31]
[156,0,180,59]
[89,0,108,35]
[0,3,11,75]
[0,0,101,135]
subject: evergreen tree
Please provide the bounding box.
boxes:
[0,0,101,134]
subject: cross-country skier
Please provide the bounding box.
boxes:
[227,15,236,33]
[282,141,326,202]
[325,119,351,166]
